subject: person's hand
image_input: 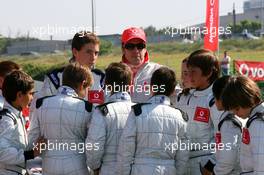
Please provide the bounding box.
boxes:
[33,136,47,157]
[93,169,100,175]
[200,167,213,175]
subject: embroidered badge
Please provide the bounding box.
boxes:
[193,107,210,123]
[88,90,104,104]
[242,128,250,145]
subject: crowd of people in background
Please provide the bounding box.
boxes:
[0,27,263,175]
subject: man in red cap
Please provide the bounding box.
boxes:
[121,27,161,103]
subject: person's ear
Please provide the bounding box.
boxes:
[0,77,3,89]
[72,48,79,60]
[206,71,213,81]
[121,45,125,55]
[17,91,23,99]
[77,81,87,93]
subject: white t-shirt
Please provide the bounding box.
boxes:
[221,56,231,69]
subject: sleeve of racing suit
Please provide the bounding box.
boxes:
[213,121,241,175]
[85,108,107,170]
[209,104,221,134]
[116,112,136,175]
[0,117,26,164]
[27,108,41,151]
[41,76,56,97]
[29,76,54,120]
[175,120,189,175]
[251,121,264,174]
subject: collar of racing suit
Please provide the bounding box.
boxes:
[249,102,264,118]
[105,91,131,103]
[192,84,213,97]
[148,95,171,105]
[121,51,149,77]
[58,86,78,97]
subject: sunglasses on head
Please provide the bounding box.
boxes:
[124,43,146,50]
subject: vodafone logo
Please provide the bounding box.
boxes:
[199,110,205,117]
[239,63,264,79]
[93,93,99,99]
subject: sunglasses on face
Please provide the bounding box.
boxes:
[124,43,146,50]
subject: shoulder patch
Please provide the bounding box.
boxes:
[132,103,151,116]
[0,108,17,125]
[177,93,183,102]
[72,96,93,112]
[96,101,116,116]
[36,95,55,109]
[92,68,105,76]
[218,113,242,132]
[246,112,264,128]
[170,106,189,122]
[47,67,65,89]
[209,97,215,107]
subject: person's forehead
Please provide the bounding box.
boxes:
[81,43,99,50]
[126,38,145,44]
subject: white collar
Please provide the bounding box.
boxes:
[148,95,171,105]
[58,86,78,97]
[106,91,131,103]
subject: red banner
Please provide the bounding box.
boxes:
[234,60,264,81]
[204,0,219,52]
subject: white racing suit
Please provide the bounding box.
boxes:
[28,86,93,175]
[85,91,133,175]
[180,85,221,175]
[40,67,104,97]
[0,90,4,110]
[240,102,264,174]
[117,95,189,175]
[30,67,104,120]
[213,111,242,175]
[0,102,32,175]
[174,89,194,111]
[128,62,161,103]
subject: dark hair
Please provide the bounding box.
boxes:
[212,76,231,100]
[70,31,100,61]
[151,67,177,96]
[182,57,188,64]
[105,62,132,92]
[221,75,262,110]
[187,49,220,84]
[62,63,93,90]
[2,70,34,104]
[0,61,20,77]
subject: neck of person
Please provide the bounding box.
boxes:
[11,101,22,111]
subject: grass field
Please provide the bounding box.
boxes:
[0,40,264,80]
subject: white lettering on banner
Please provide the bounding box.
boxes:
[239,63,264,78]
[208,0,217,44]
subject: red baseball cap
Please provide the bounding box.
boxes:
[121,27,147,44]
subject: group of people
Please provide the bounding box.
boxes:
[0,27,263,175]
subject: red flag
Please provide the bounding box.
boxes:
[204,0,219,51]
[234,60,264,82]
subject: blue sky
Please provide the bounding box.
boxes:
[0,0,245,40]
